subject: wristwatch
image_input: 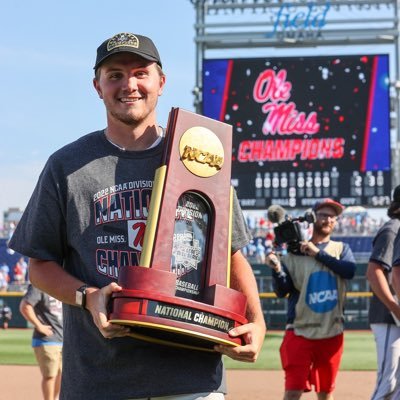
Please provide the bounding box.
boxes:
[75,284,89,309]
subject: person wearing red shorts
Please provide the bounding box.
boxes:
[266,198,356,400]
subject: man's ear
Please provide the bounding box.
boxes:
[93,78,103,99]
[158,75,166,96]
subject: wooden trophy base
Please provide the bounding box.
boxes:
[109,266,248,352]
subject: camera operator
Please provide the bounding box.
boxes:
[266,198,356,400]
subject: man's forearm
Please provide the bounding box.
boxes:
[230,251,265,326]
[29,258,90,305]
[19,301,43,329]
[367,261,399,313]
[315,250,355,279]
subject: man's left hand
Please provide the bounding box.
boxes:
[300,241,320,257]
[214,322,265,363]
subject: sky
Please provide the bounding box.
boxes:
[0,1,394,225]
[0,0,196,225]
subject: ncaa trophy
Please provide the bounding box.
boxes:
[109,108,248,351]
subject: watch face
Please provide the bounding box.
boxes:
[76,291,83,306]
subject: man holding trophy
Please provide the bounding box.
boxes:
[9,32,266,400]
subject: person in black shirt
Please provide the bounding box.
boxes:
[372,185,400,399]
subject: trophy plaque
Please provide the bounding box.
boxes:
[109,108,248,351]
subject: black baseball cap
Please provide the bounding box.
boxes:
[94,32,162,71]
[313,198,344,216]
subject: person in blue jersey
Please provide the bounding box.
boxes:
[266,198,356,400]
[20,284,63,400]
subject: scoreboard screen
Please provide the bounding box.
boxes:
[202,54,391,209]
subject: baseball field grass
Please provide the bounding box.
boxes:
[0,329,376,370]
[225,330,376,370]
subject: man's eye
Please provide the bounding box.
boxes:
[109,73,122,80]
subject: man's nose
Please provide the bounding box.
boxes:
[124,76,138,91]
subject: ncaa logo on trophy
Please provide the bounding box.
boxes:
[109,108,248,351]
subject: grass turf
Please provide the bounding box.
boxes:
[0,328,36,365]
[0,328,377,370]
[224,330,376,370]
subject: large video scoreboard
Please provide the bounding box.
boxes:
[202,54,391,209]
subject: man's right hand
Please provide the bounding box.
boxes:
[265,252,281,273]
[391,304,400,325]
[37,324,54,337]
[86,282,131,339]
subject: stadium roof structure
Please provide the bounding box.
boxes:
[191,0,400,109]
[192,0,398,47]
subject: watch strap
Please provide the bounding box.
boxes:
[76,284,89,309]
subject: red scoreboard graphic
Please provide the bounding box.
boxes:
[202,55,391,209]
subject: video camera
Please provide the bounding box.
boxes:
[267,205,316,254]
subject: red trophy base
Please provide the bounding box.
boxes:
[109,266,248,352]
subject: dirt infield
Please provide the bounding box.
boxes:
[226,370,375,399]
[2,366,374,399]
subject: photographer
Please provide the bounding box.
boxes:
[266,198,356,400]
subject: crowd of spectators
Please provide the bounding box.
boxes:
[335,212,385,236]
[0,256,29,292]
[0,209,386,286]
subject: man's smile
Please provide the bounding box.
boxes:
[119,97,142,103]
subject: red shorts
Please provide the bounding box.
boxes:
[280,330,344,393]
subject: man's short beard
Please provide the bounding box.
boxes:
[110,110,139,126]
[314,223,333,237]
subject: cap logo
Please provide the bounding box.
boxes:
[107,33,139,52]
